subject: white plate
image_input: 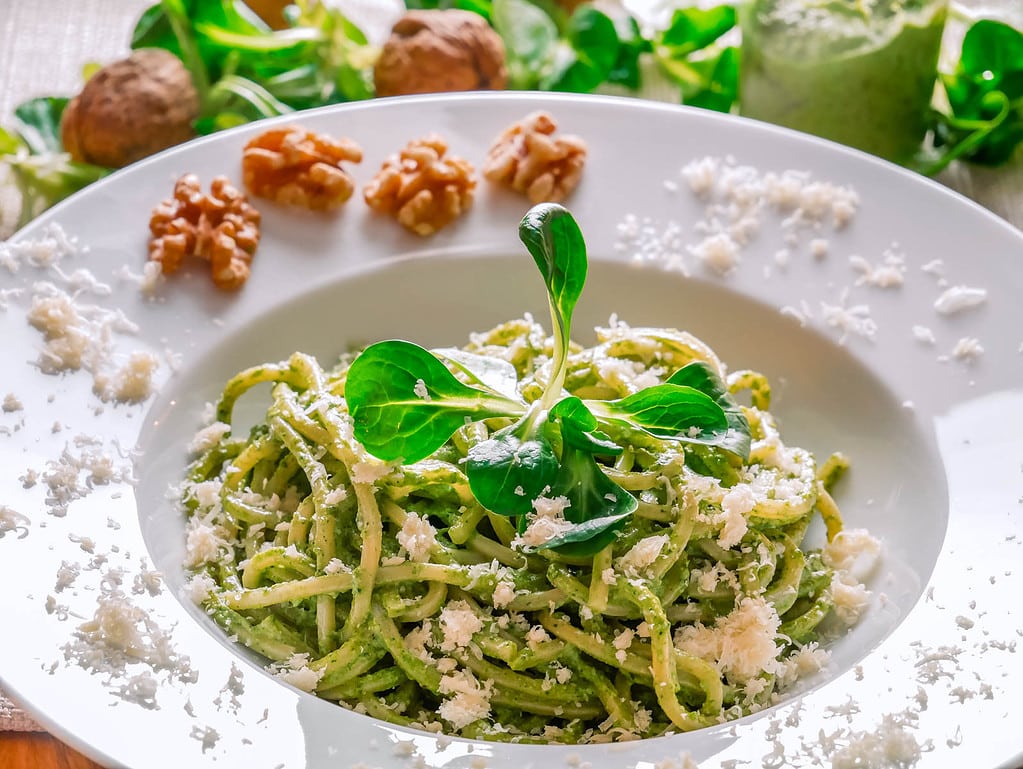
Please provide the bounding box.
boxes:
[1,93,1021,769]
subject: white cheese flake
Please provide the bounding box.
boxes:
[820,293,877,343]
[674,596,782,683]
[491,580,516,609]
[934,285,987,315]
[513,495,574,549]
[188,422,231,455]
[396,512,437,563]
[911,325,936,345]
[951,336,984,362]
[438,600,483,652]
[270,653,325,693]
[689,232,741,276]
[438,669,493,729]
[618,535,669,577]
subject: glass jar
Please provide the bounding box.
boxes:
[739,0,948,164]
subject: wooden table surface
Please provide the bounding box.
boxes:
[0,733,104,769]
[1,1,1021,768]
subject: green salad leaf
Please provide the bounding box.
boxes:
[666,361,752,458]
[592,383,730,444]
[466,414,560,516]
[344,203,752,553]
[129,0,377,133]
[346,340,525,464]
[492,0,559,90]
[925,19,1023,174]
[0,97,111,228]
[653,5,739,113]
[544,6,620,93]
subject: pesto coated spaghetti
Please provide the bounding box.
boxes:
[182,316,860,743]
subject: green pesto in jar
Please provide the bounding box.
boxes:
[740,0,948,163]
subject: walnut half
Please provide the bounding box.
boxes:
[242,125,363,211]
[148,174,261,291]
[363,135,476,236]
[483,112,588,203]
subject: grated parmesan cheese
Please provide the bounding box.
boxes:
[269,653,325,693]
[689,232,741,276]
[716,484,754,548]
[351,459,393,485]
[618,535,669,577]
[850,249,906,288]
[188,421,231,455]
[933,285,987,315]
[951,337,984,362]
[513,495,574,549]
[820,292,878,343]
[438,601,483,651]
[396,512,437,563]
[491,580,516,609]
[0,505,30,538]
[437,669,494,729]
[912,325,936,345]
[413,378,431,401]
[674,596,783,683]
[823,529,881,580]
[93,351,160,403]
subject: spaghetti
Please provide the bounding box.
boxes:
[183,316,855,743]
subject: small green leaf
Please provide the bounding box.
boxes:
[0,126,24,155]
[433,348,520,400]
[927,18,1023,174]
[550,397,621,455]
[4,151,110,228]
[604,384,726,434]
[666,361,751,459]
[959,20,1023,82]
[657,5,736,57]
[538,510,632,555]
[542,444,636,554]
[607,14,649,90]
[492,0,559,90]
[345,340,524,463]
[545,7,619,93]
[404,0,492,20]
[13,97,70,155]
[679,46,739,113]
[519,203,587,396]
[466,427,559,516]
[195,22,322,53]
[131,3,181,53]
[590,384,729,448]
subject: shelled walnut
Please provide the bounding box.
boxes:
[242,126,363,211]
[148,174,261,290]
[483,111,588,203]
[363,135,476,236]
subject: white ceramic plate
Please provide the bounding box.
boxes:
[1,93,1021,769]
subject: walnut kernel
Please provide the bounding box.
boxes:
[148,174,261,291]
[363,135,476,236]
[483,111,588,203]
[242,126,363,211]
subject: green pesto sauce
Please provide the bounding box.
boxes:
[740,0,947,163]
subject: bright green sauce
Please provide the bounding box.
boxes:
[740,0,947,163]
